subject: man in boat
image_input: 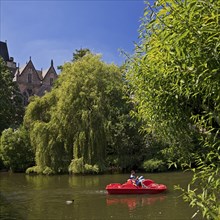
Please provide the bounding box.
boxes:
[136,176,146,187]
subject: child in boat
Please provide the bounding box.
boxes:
[129,171,140,186]
[130,170,136,180]
[129,170,138,185]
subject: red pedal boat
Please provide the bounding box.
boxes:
[106,179,167,194]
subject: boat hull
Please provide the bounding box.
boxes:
[106,179,167,195]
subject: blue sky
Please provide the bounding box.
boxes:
[0,0,154,71]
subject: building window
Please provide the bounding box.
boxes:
[50,78,54,85]
[28,73,32,83]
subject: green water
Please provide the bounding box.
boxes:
[0,171,202,220]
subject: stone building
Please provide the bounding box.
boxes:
[0,41,17,76]
[14,58,57,104]
[0,41,58,104]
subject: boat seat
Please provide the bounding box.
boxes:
[142,179,154,186]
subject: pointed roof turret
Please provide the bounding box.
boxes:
[41,59,57,80]
[0,41,9,61]
[17,63,20,74]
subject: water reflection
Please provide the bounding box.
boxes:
[68,175,100,188]
[0,193,25,220]
[25,174,54,189]
[106,195,166,211]
[0,172,202,220]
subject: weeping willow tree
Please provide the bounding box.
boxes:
[24,53,129,174]
[126,0,220,219]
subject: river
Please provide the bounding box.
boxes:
[0,171,203,220]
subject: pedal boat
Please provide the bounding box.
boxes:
[106,179,167,194]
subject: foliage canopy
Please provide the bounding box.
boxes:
[126,0,220,218]
[0,57,24,134]
[24,53,145,174]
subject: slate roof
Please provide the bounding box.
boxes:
[36,84,52,96]
[16,65,26,74]
[37,70,43,80]
[42,69,49,78]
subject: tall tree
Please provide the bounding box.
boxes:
[72,48,91,61]
[58,48,91,70]
[126,0,220,219]
[0,57,24,134]
[25,53,142,174]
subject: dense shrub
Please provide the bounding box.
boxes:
[0,127,34,172]
[68,157,99,174]
[142,159,166,172]
[26,166,55,175]
[26,166,42,175]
